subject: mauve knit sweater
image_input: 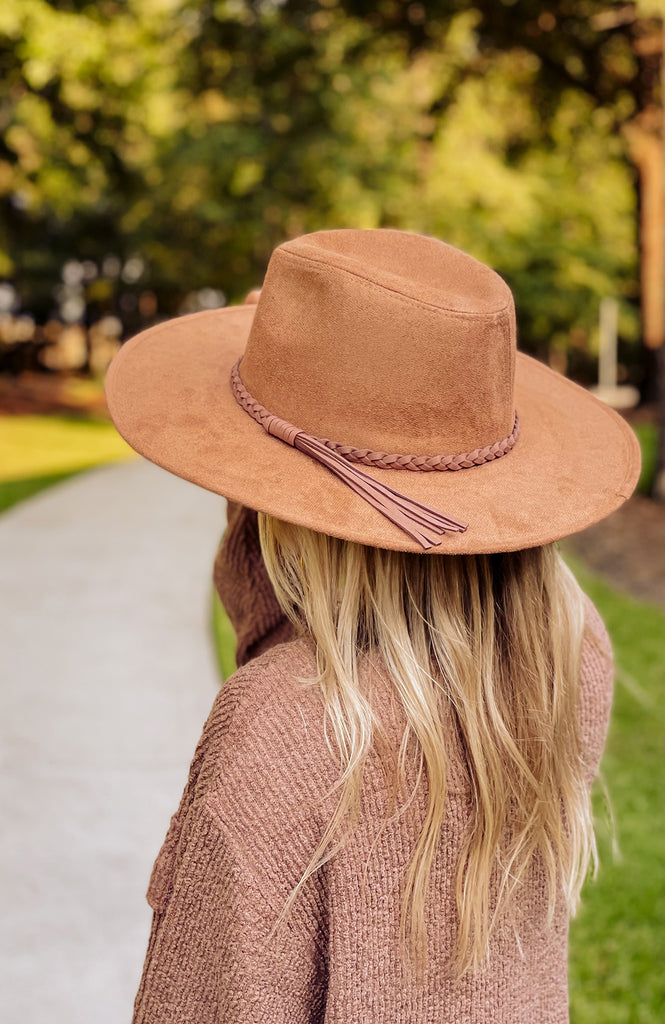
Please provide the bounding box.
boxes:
[131,504,614,1024]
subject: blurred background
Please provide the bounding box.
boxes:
[1,2,664,1022]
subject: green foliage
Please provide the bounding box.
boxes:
[0,0,643,372]
[399,46,638,365]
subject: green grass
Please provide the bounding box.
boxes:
[0,413,135,513]
[633,423,657,496]
[564,552,665,1023]
[210,588,238,682]
[0,467,96,514]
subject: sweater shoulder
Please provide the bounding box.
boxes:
[201,636,333,807]
[213,635,322,744]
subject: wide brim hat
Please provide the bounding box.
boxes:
[104,229,641,554]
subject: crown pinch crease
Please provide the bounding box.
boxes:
[230,358,483,548]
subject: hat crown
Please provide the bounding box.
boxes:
[240,229,517,455]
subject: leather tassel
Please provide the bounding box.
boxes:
[231,358,469,550]
[293,432,468,550]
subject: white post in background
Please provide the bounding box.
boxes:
[598,296,619,392]
[590,296,639,409]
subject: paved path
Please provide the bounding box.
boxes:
[1,458,227,1024]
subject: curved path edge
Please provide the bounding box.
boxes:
[0,458,226,1024]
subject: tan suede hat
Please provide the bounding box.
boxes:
[104,228,641,554]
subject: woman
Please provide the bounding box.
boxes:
[105,229,640,1023]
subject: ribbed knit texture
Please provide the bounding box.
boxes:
[132,507,614,1023]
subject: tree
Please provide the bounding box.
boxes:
[0,0,648,401]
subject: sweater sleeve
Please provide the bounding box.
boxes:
[213,501,300,668]
[578,593,615,787]
[131,662,328,1024]
[132,799,327,1024]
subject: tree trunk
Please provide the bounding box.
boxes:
[656,26,665,502]
[624,117,665,500]
[654,343,665,500]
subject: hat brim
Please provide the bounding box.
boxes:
[104,306,641,554]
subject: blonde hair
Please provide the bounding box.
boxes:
[257,513,596,981]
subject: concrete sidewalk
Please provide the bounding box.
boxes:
[1,458,227,1024]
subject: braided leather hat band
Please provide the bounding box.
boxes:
[305,413,520,472]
